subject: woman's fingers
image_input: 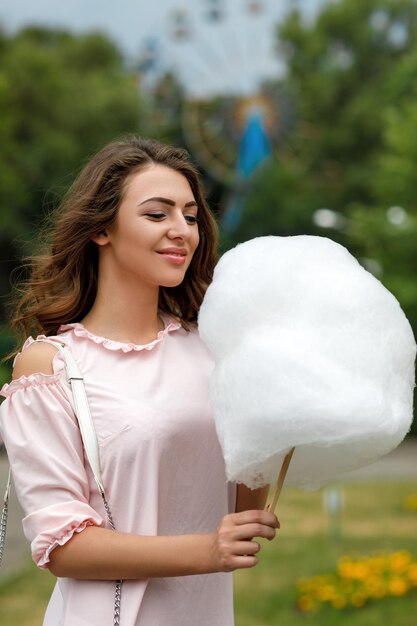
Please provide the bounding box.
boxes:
[233,523,276,541]
[233,540,260,556]
[229,555,259,569]
[229,509,280,529]
[225,542,261,570]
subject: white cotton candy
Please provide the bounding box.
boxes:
[198,236,416,489]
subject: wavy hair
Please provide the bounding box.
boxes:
[10,136,219,345]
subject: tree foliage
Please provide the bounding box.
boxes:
[231,0,417,239]
[0,25,143,318]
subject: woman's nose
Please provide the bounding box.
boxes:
[167,212,189,239]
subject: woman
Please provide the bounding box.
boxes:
[0,136,278,625]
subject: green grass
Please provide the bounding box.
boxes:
[1,481,416,625]
[0,561,55,626]
[234,481,417,626]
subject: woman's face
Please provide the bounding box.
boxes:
[98,164,200,289]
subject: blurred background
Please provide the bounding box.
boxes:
[0,0,416,624]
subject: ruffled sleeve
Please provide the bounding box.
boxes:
[0,341,104,569]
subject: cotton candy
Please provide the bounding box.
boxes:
[198,236,416,489]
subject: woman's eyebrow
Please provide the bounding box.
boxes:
[138,196,198,208]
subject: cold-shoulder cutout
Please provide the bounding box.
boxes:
[13,340,61,379]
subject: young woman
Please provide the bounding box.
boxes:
[0,137,279,625]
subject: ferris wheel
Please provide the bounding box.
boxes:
[137,0,297,228]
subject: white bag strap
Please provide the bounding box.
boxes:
[1,339,104,508]
[2,468,11,506]
[34,339,105,496]
[33,339,122,622]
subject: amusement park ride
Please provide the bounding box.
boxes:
[137,0,297,230]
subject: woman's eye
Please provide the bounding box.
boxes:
[144,212,198,224]
[145,212,165,220]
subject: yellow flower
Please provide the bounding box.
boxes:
[338,563,354,579]
[389,551,412,572]
[318,585,337,601]
[407,565,417,586]
[352,563,369,580]
[388,579,409,596]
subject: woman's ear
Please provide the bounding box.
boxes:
[91,232,109,246]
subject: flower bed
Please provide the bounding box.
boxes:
[297,551,417,612]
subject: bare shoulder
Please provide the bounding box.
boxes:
[13,341,60,379]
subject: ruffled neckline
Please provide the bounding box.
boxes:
[58,316,182,353]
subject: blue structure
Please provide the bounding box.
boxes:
[222,109,271,231]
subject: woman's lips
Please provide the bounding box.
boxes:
[156,250,187,265]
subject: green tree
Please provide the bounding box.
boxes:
[277,0,417,205]
[346,40,417,332]
[0,26,143,320]
[228,0,417,282]
[229,0,417,247]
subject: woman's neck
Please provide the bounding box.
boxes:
[81,277,164,346]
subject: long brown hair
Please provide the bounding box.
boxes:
[10,136,219,345]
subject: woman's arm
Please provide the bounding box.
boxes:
[48,509,279,579]
[12,345,279,580]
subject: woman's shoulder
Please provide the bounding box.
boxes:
[1,336,67,399]
[12,336,63,379]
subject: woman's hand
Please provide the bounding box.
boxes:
[208,509,280,572]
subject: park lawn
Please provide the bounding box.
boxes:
[0,562,55,626]
[0,480,416,626]
[234,480,417,626]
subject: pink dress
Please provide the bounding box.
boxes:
[0,317,236,626]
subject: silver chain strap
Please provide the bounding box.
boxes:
[114,581,122,626]
[100,488,123,626]
[0,468,11,568]
[0,495,9,567]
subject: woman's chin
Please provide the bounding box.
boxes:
[159,276,186,288]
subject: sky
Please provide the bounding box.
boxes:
[0,0,328,97]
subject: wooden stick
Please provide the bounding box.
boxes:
[266,447,295,514]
